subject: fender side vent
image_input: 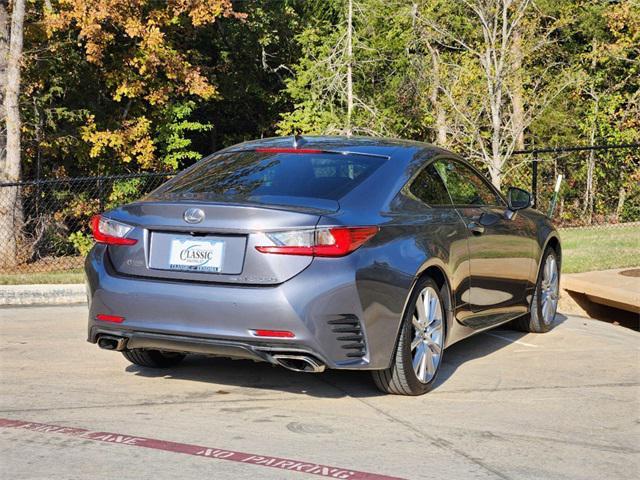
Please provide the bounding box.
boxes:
[328,314,366,359]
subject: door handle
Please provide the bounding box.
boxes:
[467,221,485,235]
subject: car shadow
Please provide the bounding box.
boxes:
[433,313,568,390]
[125,314,568,399]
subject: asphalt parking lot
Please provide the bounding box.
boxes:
[0,305,638,480]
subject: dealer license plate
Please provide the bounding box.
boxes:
[168,238,225,273]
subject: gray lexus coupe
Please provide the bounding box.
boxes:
[85,136,561,395]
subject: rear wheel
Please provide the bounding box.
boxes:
[514,247,560,333]
[372,277,445,395]
[122,349,186,368]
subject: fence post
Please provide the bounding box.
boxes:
[531,157,538,208]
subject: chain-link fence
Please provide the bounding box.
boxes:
[0,144,638,279]
[508,144,640,226]
[0,173,175,279]
[507,144,640,273]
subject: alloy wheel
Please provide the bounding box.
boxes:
[540,254,559,325]
[411,286,444,383]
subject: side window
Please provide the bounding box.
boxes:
[409,163,452,206]
[434,159,504,206]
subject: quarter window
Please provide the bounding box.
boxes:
[434,160,504,206]
[409,164,452,206]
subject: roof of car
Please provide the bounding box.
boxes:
[221,135,451,159]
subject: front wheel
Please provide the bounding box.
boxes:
[514,247,560,333]
[372,277,446,395]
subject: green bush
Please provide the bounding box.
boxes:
[68,231,94,256]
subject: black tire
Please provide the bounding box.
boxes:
[122,349,186,368]
[372,277,446,396]
[513,246,560,333]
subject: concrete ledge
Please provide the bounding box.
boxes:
[0,284,86,306]
[562,268,640,314]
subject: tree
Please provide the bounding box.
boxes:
[0,1,8,162]
[407,1,449,145]
[186,0,304,148]
[345,0,353,135]
[1,0,636,246]
[414,0,571,189]
[575,0,640,223]
[278,0,412,137]
[277,0,355,135]
[0,0,25,268]
[44,0,240,171]
[510,25,525,151]
[531,0,640,225]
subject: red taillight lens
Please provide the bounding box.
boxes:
[251,329,295,338]
[96,314,125,323]
[314,227,379,257]
[255,245,315,256]
[255,226,378,257]
[91,215,137,246]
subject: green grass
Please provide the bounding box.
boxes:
[0,270,85,285]
[560,224,640,273]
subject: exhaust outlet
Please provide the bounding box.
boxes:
[271,354,325,373]
[97,335,127,351]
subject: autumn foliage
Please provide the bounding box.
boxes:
[44,0,242,169]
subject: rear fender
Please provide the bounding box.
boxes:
[381,258,455,370]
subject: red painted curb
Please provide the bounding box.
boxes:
[0,418,404,480]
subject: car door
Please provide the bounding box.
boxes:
[433,158,535,328]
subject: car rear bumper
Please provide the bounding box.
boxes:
[85,245,404,370]
[90,327,328,372]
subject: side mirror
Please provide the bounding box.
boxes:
[507,187,532,211]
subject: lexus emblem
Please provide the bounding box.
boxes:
[183,208,205,224]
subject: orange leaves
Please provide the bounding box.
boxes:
[587,1,640,64]
[45,0,114,63]
[45,0,236,104]
[606,1,639,34]
[81,116,156,168]
[184,68,217,100]
[43,0,238,169]
[168,0,243,26]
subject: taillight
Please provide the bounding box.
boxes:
[91,215,137,246]
[255,226,378,257]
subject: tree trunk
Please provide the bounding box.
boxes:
[615,185,626,221]
[583,150,595,224]
[511,28,525,151]
[428,45,446,145]
[0,0,25,269]
[489,90,504,190]
[345,0,353,136]
[488,160,502,191]
[435,101,447,146]
[1,0,8,158]
[582,96,598,225]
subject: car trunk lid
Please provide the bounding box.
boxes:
[107,201,327,285]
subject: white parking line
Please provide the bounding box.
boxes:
[484,332,539,348]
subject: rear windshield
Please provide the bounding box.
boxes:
[152,150,386,201]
